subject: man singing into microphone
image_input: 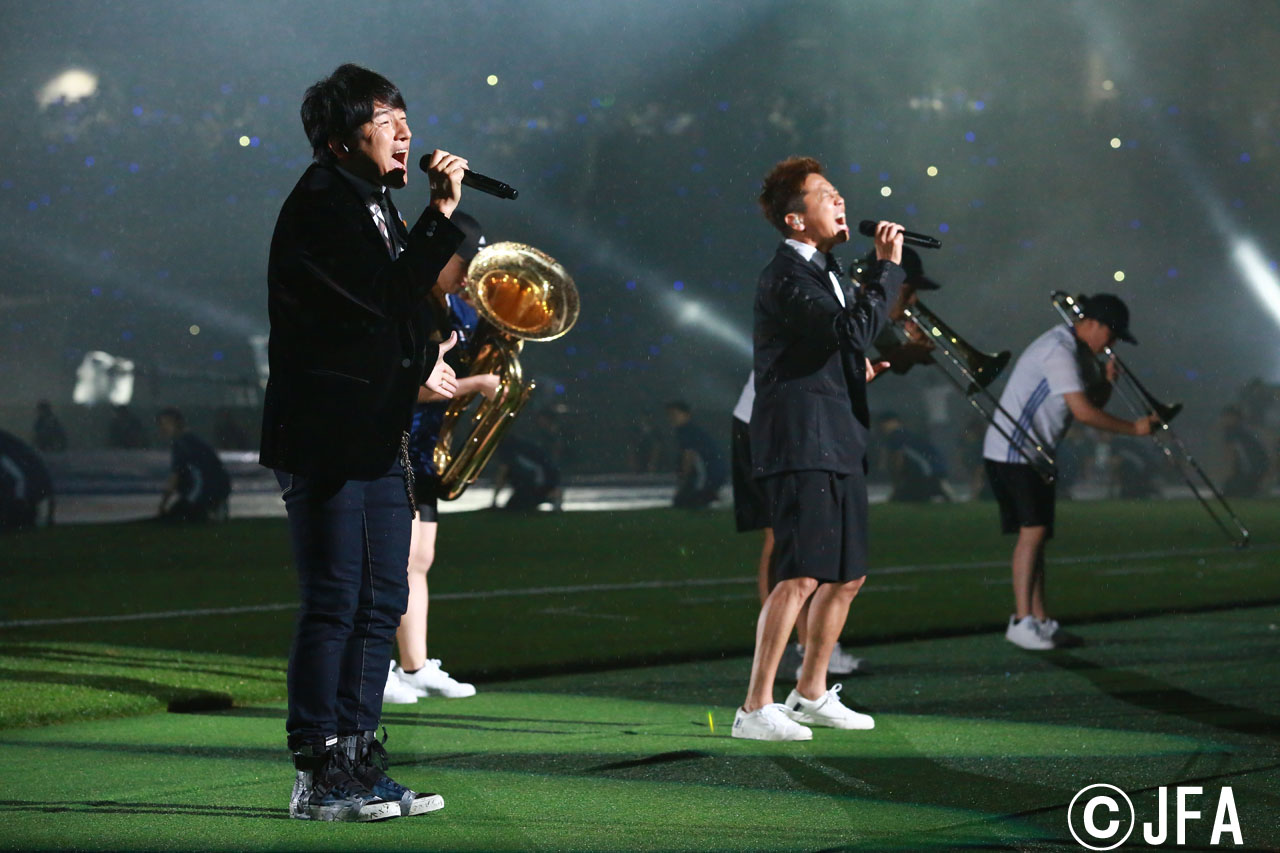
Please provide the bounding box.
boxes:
[734,156,904,741]
[260,64,468,821]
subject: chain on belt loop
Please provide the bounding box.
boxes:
[399,430,417,517]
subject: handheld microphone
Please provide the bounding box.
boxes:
[857,220,941,249]
[418,155,518,200]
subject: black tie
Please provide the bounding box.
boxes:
[381,196,405,258]
[825,253,843,279]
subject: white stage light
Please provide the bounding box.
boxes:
[37,68,99,109]
[73,351,135,406]
[1232,239,1280,331]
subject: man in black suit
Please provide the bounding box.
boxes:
[733,157,905,742]
[260,64,468,822]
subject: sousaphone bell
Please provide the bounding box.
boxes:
[434,242,579,500]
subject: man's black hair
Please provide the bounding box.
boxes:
[301,64,407,164]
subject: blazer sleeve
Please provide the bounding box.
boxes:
[768,260,905,354]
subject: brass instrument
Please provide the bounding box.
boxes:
[901,301,1010,396]
[434,242,579,500]
[849,256,1049,477]
[898,300,1056,480]
[1051,292,1248,547]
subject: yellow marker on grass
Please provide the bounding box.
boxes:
[707,711,715,734]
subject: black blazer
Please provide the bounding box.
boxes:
[750,242,904,478]
[259,163,463,479]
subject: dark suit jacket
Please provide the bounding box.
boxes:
[259,162,463,479]
[750,242,904,478]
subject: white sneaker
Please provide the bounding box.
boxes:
[396,659,476,699]
[1036,616,1083,647]
[826,642,865,676]
[782,684,874,730]
[1005,615,1055,650]
[382,662,419,705]
[732,704,813,741]
[787,642,866,680]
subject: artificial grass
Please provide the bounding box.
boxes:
[2,605,1277,851]
[1,499,1278,729]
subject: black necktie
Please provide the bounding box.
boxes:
[825,252,849,307]
[381,196,405,258]
[825,253,843,278]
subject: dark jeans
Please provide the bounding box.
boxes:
[275,464,411,748]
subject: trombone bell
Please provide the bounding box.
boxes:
[905,300,1011,395]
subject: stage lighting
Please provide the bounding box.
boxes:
[37,68,99,109]
[1233,239,1280,334]
[73,351,135,406]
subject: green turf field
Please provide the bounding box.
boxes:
[1,499,1278,850]
[2,606,1278,851]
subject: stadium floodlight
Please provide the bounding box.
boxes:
[37,68,98,109]
[1232,238,1280,333]
[73,351,135,406]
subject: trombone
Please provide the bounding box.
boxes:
[848,256,1056,479]
[895,300,1058,481]
[1051,291,1249,548]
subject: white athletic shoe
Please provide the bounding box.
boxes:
[1005,615,1055,650]
[786,642,866,680]
[382,662,420,705]
[1036,616,1083,647]
[396,659,476,699]
[732,704,813,741]
[826,642,865,676]
[782,684,874,730]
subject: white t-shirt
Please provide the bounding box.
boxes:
[732,371,755,423]
[983,325,1084,464]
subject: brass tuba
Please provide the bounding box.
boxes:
[434,242,579,500]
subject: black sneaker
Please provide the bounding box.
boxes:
[340,729,444,817]
[289,738,401,822]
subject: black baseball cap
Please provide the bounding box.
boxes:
[1079,293,1136,344]
[451,211,487,261]
[857,247,940,290]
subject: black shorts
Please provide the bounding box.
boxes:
[985,459,1055,538]
[761,469,868,583]
[415,475,440,523]
[731,418,770,532]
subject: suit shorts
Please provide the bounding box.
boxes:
[761,469,868,583]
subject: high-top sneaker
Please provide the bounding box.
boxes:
[339,729,444,817]
[289,738,400,822]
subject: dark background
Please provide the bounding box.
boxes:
[2,0,1277,471]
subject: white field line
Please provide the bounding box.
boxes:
[1,544,1269,630]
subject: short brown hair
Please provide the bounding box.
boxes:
[759,157,823,234]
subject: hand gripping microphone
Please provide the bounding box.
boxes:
[418,155,518,200]
[857,219,941,249]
